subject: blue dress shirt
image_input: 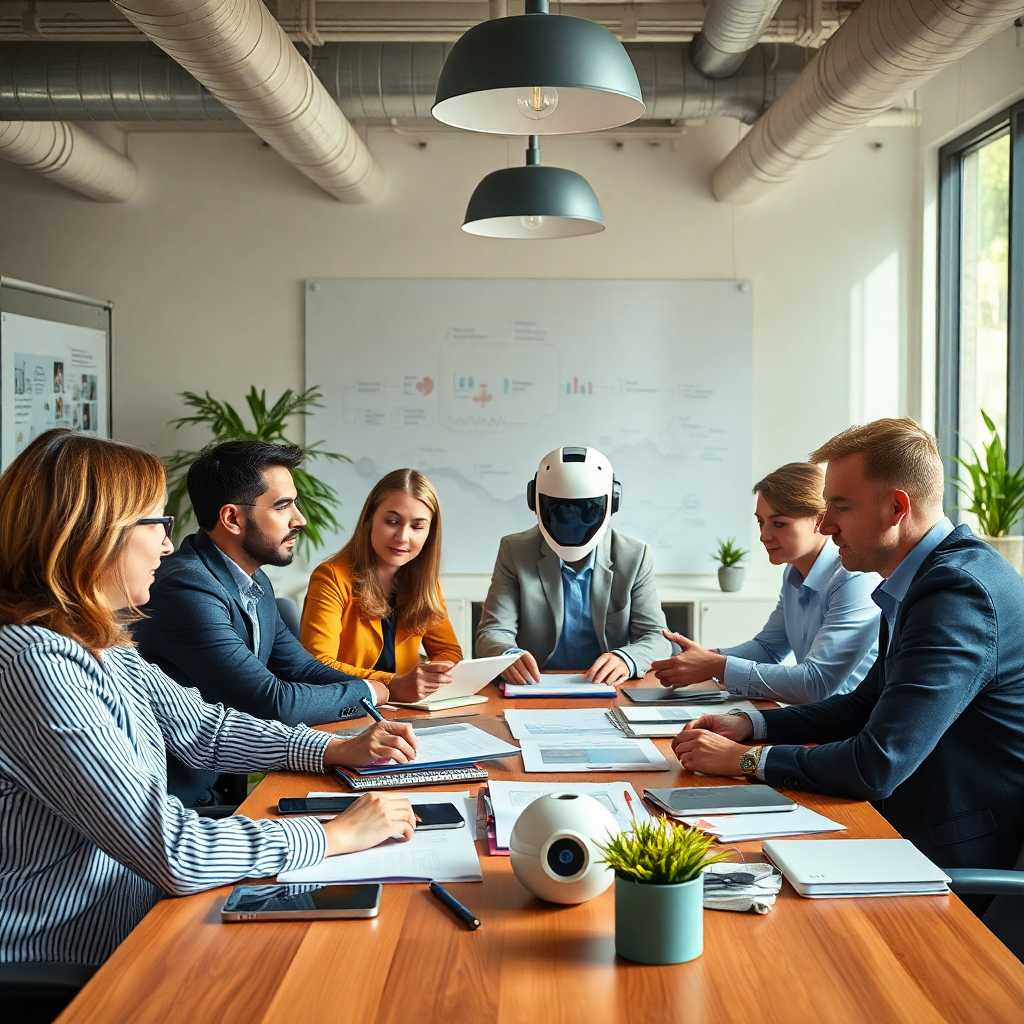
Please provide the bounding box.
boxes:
[218,549,262,655]
[746,518,958,778]
[721,542,880,704]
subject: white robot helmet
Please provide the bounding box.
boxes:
[527,446,621,562]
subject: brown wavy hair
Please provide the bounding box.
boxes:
[753,463,827,519]
[0,429,166,652]
[337,469,446,634]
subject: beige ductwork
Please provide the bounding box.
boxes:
[712,0,1024,204]
[108,0,382,202]
[0,121,137,200]
[691,1,784,78]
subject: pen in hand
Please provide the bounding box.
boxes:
[359,697,417,764]
[429,881,481,930]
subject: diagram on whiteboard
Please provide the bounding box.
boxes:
[306,279,753,574]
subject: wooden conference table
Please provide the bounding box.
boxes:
[59,684,1024,1024]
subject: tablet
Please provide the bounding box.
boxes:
[387,652,521,711]
[644,785,798,816]
[622,687,726,704]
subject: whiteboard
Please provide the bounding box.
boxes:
[305,279,752,574]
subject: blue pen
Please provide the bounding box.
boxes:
[429,881,481,930]
[360,696,385,723]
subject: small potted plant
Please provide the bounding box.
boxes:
[713,537,748,592]
[598,818,729,965]
[956,410,1024,574]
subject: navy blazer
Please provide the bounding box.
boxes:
[760,525,1024,872]
[135,532,372,803]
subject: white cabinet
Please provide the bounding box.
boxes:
[696,596,777,649]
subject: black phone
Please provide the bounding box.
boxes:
[222,883,381,921]
[276,797,465,831]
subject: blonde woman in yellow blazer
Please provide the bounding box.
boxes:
[301,469,463,704]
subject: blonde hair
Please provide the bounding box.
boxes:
[337,469,446,634]
[809,417,944,508]
[753,463,826,518]
[0,429,166,652]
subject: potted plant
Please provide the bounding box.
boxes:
[713,537,748,592]
[598,817,729,965]
[955,409,1024,574]
[163,386,349,562]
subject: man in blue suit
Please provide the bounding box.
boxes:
[135,441,385,807]
[673,418,1024,875]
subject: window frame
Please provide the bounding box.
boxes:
[936,98,1024,527]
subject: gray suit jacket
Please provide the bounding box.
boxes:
[475,527,670,676]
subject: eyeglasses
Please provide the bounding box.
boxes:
[136,515,174,540]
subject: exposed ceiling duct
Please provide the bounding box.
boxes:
[0,120,137,200]
[0,40,811,127]
[104,0,382,203]
[712,0,1024,204]
[690,0,784,78]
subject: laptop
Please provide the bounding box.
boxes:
[386,653,520,711]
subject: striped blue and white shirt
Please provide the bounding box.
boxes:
[0,624,332,965]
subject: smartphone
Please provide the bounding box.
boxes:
[221,883,382,921]
[276,797,465,831]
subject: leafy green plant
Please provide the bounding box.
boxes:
[598,818,730,885]
[164,386,350,559]
[713,537,748,568]
[955,409,1024,537]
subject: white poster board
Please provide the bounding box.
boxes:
[305,279,753,574]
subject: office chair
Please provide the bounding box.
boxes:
[946,841,1024,962]
[0,962,98,1022]
[276,596,302,639]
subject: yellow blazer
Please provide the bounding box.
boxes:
[300,555,463,683]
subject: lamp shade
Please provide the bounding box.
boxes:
[433,13,644,135]
[462,163,605,239]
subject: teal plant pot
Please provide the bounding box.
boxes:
[614,874,704,965]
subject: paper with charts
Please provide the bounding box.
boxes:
[519,738,670,773]
[488,781,652,850]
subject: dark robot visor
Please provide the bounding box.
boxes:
[539,494,608,548]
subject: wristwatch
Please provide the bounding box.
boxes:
[740,745,763,779]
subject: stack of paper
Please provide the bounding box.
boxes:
[519,738,671,772]
[609,701,757,738]
[357,721,520,774]
[486,780,652,852]
[278,790,483,884]
[503,674,617,698]
[679,806,846,842]
[503,708,623,741]
[621,687,730,705]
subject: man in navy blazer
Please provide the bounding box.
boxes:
[673,418,1024,875]
[136,441,385,806]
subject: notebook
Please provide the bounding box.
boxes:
[762,839,951,898]
[644,784,797,816]
[502,674,617,698]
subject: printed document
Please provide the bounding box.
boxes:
[519,738,670,773]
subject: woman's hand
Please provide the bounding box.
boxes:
[503,651,541,685]
[325,720,417,768]
[651,630,727,687]
[387,661,454,703]
[322,794,416,856]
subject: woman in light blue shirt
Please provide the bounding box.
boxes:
[651,463,880,703]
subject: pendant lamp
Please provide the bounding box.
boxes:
[433,0,644,135]
[462,137,604,239]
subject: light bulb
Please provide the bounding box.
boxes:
[516,86,559,121]
[520,215,545,231]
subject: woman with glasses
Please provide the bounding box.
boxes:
[300,469,463,704]
[0,430,417,980]
[651,463,881,704]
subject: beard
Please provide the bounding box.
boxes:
[241,518,301,568]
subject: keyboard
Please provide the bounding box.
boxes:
[334,765,489,790]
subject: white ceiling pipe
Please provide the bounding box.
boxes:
[712,0,1024,204]
[691,0,785,78]
[0,120,137,200]
[108,0,382,202]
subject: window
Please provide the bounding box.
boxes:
[937,99,1024,526]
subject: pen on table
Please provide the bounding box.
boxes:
[429,881,481,930]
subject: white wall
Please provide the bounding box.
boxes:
[914,25,1024,429]
[0,114,917,580]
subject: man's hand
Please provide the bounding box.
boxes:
[504,651,541,685]
[681,713,754,742]
[651,629,727,687]
[387,661,454,703]
[671,726,751,777]
[585,652,630,685]
[322,793,416,856]
[325,720,417,768]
